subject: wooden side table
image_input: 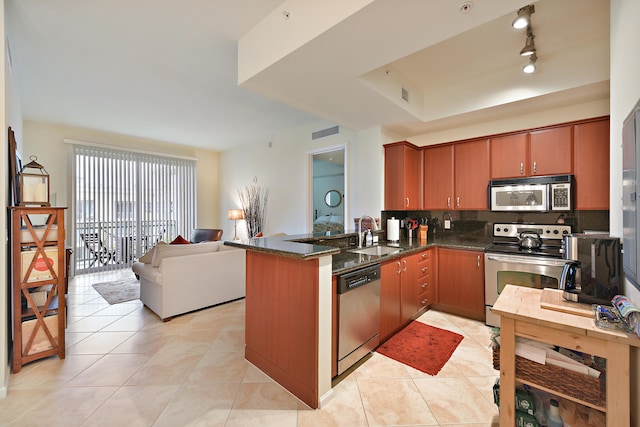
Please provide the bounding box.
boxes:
[492,286,639,427]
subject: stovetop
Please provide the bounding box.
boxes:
[485,223,572,258]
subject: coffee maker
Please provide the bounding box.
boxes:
[560,234,622,305]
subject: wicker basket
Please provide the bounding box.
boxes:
[493,346,605,407]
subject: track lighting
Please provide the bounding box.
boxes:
[520,30,536,56]
[512,5,538,73]
[512,5,535,29]
[523,54,537,74]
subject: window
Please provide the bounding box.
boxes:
[73,144,196,273]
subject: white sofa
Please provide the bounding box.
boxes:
[132,241,246,320]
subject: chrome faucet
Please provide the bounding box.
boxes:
[358,215,379,248]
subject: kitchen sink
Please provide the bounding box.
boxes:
[348,245,401,256]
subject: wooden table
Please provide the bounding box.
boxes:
[492,285,640,427]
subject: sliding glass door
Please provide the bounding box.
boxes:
[73,145,196,274]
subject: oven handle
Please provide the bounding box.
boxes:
[485,254,570,267]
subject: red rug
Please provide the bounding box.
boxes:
[377,321,464,375]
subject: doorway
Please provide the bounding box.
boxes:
[310,147,346,233]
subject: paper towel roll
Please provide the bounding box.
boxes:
[387,217,400,242]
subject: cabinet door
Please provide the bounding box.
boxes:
[574,119,610,210]
[423,144,454,209]
[454,138,490,209]
[436,248,485,321]
[384,142,422,210]
[490,133,528,178]
[529,126,573,176]
[380,259,402,342]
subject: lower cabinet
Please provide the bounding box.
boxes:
[435,248,485,321]
[416,248,436,314]
[380,249,432,342]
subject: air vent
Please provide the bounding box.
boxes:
[401,87,409,102]
[312,125,339,140]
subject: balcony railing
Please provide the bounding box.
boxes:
[75,219,177,273]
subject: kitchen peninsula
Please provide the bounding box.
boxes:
[226,231,487,408]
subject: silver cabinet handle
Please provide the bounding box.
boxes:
[447,197,451,207]
[477,255,481,267]
[402,259,407,272]
[421,253,428,260]
[456,197,460,207]
[396,261,401,275]
[422,267,428,273]
[520,162,524,175]
[421,283,427,290]
[533,161,537,174]
[421,298,428,306]
[406,197,410,207]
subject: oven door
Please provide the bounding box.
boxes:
[484,252,570,326]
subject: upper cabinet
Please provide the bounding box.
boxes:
[384,141,422,210]
[454,138,490,210]
[490,126,573,179]
[573,118,610,210]
[529,126,573,176]
[423,139,489,210]
[423,144,454,210]
[490,133,528,178]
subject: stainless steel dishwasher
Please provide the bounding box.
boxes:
[337,264,380,375]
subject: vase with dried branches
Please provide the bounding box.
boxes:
[238,182,269,238]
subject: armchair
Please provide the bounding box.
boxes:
[190,228,223,243]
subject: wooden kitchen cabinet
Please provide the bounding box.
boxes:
[490,133,528,178]
[454,138,490,209]
[380,250,427,342]
[529,125,573,176]
[423,139,489,210]
[423,144,454,209]
[490,125,573,179]
[573,118,610,210]
[384,141,422,210]
[435,248,485,321]
[415,248,436,314]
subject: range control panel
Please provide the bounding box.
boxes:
[493,223,572,240]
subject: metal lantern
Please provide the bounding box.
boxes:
[19,155,50,206]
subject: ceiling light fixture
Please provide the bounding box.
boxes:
[520,29,536,56]
[512,5,534,29]
[523,54,537,74]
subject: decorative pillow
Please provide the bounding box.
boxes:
[138,241,167,264]
[170,235,191,245]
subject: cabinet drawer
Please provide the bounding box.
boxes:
[417,289,433,310]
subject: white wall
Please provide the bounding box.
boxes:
[2,0,25,396]
[611,2,640,424]
[219,121,362,238]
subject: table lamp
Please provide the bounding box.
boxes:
[228,209,244,240]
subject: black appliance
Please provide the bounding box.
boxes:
[560,234,622,305]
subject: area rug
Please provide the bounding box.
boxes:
[92,277,140,304]
[377,321,464,375]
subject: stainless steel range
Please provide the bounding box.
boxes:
[484,223,572,327]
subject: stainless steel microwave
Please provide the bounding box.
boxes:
[488,175,574,212]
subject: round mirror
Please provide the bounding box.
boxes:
[324,190,342,207]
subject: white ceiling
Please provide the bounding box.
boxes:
[5,0,610,151]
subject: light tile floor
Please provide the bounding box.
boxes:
[3,269,500,426]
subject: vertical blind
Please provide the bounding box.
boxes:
[73,144,196,274]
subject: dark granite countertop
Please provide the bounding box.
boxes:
[225,230,491,275]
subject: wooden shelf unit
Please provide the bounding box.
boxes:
[492,285,640,427]
[10,206,67,373]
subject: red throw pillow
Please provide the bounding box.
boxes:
[170,235,191,245]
